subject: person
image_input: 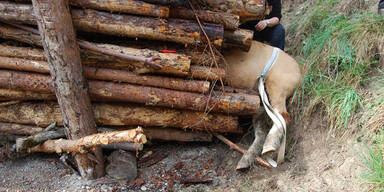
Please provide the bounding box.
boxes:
[239,0,285,50]
[379,0,384,16]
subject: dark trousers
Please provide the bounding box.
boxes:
[239,21,286,50]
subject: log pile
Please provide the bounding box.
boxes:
[0,0,267,178]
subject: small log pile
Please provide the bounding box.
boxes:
[0,0,268,178]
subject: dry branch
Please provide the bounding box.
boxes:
[28,128,147,154]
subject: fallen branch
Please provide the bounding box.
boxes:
[28,127,147,154]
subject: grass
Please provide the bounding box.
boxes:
[361,131,384,191]
[285,1,384,190]
[287,0,384,135]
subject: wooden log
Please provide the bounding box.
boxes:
[0,24,191,74]
[0,122,43,135]
[28,128,147,153]
[82,43,191,74]
[188,65,226,81]
[0,56,207,93]
[101,142,143,151]
[31,0,104,178]
[0,23,42,46]
[0,1,224,46]
[0,122,212,142]
[70,0,169,18]
[0,69,259,114]
[223,29,253,52]
[201,0,267,23]
[0,102,240,133]
[0,44,45,60]
[11,0,170,18]
[140,0,187,6]
[170,7,239,30]
[0,89,56,101]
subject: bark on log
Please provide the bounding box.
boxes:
[0,24,192,75]
[0,2,224,46]
[0,122,212,142]
[0,89,56,101]
[223,29,253,52]
[0,122,43,135]
[70,0,169,18]
[0,44,45,60]
[188,65,226,81]
[31,0,104,178]
[0,102,240,133]
[28,128,147,154]
[140,0,187,6]
[0,69,259,114]
[201,0,267,23]
[0,56,208,93]
[0,23,42,46]
[82,43,191,75]
[170,7,239,30]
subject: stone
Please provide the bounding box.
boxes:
[106,150,137,181]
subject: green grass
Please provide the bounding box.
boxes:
[288,0,384,135]
[361,131,384,191]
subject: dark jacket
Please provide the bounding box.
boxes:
[266,0,282,20]
[239,0,282,30]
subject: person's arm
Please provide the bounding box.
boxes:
[255,0,282,31]
[255,17,280,31]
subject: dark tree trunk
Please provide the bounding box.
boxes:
[31,0,104,179]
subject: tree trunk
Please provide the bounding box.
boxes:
[0,122,213,142]
[188,65,226,81]
[31,0,104,178]
[0,1,224,46]
[223,29,253,52]
[0,102,241,133]
[0,69,259,114]
[0,56,208,93]
[28,128,147,153]
[70,0,169,18]
[170,7,239,30]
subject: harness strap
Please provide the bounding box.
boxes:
[257,47,286,167]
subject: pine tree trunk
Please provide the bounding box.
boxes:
[0,102,241,133]
[0,69,259,114]
[31,0,104,179]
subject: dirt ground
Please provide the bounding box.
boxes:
[0,110,368,192]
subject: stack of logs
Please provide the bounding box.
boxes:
[0,0,265,178]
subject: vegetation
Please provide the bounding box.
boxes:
[286,0,384,190]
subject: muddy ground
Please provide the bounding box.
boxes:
[0,110,367,192]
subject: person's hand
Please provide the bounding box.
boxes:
[255,20,268,31]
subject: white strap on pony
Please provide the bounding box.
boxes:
[258,47,287,167]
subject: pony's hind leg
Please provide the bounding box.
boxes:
[236,115,267,169]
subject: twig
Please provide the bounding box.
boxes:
[214,134,273,169]
[188,1,224,88]
[4,22,163,70]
